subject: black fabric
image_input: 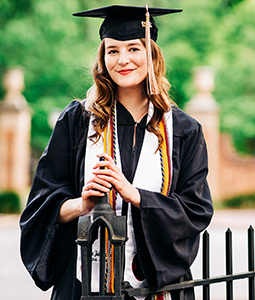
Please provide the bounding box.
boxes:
[20,101,88,296]
[116,101,147,216]
[20,100,213,300]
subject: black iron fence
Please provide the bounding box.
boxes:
[122,227,255,300]
[77,198,255,300]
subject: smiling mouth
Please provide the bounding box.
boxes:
[118,69,134,75]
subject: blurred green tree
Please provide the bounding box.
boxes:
[0,0,254,157]
[211,0,255,153]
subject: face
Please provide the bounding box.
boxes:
[104,38,147,90]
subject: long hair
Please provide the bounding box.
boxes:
[85,38,173,147]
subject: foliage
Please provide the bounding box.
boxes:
[211,0,255,154]
[159,0,221,106]
[0,0,255,157]
[0,191,21,213]
[221,193,255,208]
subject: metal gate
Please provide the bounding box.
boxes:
[77,199,255,300]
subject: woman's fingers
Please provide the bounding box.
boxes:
[96,153,114,163]
[91,154,140,207]
[81,185,104,212]
[94,153,118,171]
[93,154,122,180]
[83,181,111,194]
[93,163,129,196]
[82,189,103,199]
[85,175,112,190]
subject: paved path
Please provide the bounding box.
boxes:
[0,214,52,300]
[0,209,254,300]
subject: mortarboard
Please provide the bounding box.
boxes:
[73,5,182,42]
[73,5,182,95]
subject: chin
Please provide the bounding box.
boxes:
[117,80,146,90]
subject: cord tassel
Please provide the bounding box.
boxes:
[145,4,159,95]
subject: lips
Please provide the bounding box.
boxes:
[118,69,134,75]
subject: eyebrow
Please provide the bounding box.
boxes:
[105,42,142,50]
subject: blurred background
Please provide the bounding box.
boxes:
[0,0,255,299]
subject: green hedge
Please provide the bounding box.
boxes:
[221,194,255,208]
[0,191,21,213]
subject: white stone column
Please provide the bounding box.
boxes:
[0,68,31,197]
[185,67,220,201]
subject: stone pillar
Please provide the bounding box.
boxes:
[185,67,220,200]
[0,67,31,197]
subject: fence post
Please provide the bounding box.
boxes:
[248,226,254,300]
[76,194,127,299]
[226,228,233,300]
[203,230,210,300]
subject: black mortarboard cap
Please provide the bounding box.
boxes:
[73,5,182,42]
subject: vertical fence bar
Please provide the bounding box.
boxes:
[248,226,254,300]
[81,243,92,297]
[179,276,185,300]
[203,230,210,300]
[99,226,106,295]
[114,245,122,296]
[226,228,233,300]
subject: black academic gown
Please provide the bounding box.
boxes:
[20,100,213,300]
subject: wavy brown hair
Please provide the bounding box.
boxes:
[85,38,173,148]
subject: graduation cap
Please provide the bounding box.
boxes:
[73,5,182,42]
[73,5,182,94]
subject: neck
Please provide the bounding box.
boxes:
[117,85,149,122]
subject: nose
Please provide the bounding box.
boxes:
[118,50,130,66]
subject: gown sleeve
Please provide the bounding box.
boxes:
[20,100,87,291]
[138,112,213,289]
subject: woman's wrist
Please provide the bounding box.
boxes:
[126,187,141,209]
[57,197,84,223]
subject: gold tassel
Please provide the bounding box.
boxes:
[145,4,159,95]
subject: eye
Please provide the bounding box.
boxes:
[107,49,118,55]
[130,47,140,53]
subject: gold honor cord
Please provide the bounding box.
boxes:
[158,117,171,196]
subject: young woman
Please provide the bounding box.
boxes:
[20,5,213,300]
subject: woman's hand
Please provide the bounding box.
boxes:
[57,170,112,224]
[92,153,141,208]
[57,153,140,223]
[81,175,112,211]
